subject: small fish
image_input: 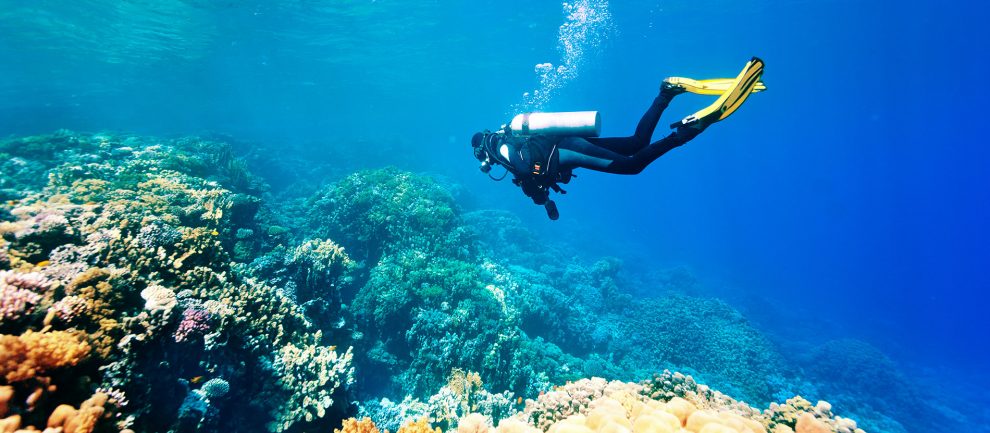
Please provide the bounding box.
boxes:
[210,230,219,236]
[5,200,17,206]
[517,397,523,405]
[329,346,336,351]
[36,260,50,268]
[190,376,204,384]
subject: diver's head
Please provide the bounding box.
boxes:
[471,131,492,173]
[471,132,484,149]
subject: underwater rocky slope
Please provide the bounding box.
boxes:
[0,132,937,433]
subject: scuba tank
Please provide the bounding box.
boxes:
[509,111,601,137]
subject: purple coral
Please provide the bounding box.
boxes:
[135,222,182,250]
[12,210,71,240]
[174,307,214,343]
[2,270,52,291]
[0,270,49,320]
[51,295,88,323]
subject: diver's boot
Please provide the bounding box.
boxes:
[670,57,765,130]
[660,78,687,97]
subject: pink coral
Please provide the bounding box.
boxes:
[174,307,214,343]
[0,270,48,321]
[2,270,51,291]
[50,295,89,323]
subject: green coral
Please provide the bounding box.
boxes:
[621,295,784,404]
[308,168,468,259]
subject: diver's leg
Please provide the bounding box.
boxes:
[586,90,676,155]
[557,127,701,175]
[603,127,702,174]
[557,137,631,172]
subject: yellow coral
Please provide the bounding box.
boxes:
[0,392,107,433]
[794,414,829,433]
[47,392,108,433]
[664,397,696,426]
[0,386,11,417]
[335,417,381,433]
[520,387,780,433]
[397,418,442,433]
[448,368,484,397]
[457,413,490,433]
[495,418,541,433]
[0,330,90,383]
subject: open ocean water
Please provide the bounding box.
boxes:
[1,1,988,433]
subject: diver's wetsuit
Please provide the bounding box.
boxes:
[556,90,700,174]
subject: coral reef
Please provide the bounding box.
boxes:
[333,372,866,433]
[0,132,351,433]
[0,132,886,433]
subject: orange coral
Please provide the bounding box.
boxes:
[0,392,107,433]
[47,392,108,433]
[0,386,11,417]
[0,414,21,433]
[398,418,443,433]
[794,414,829,433]
[336,417,381,433]
[0,330,91,383]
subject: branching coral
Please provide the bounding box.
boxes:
[269,341,355,432]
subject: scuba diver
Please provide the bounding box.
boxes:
[471,57,766,220]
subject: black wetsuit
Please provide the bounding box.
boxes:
[490,89,701,211]
[555,90,700,174]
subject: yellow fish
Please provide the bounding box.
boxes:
[210,230,219,236]
[190,376,204,384]
[36,260,50,268]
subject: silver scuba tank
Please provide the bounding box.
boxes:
[509,111,601,137]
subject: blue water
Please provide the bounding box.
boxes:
[2,0,989,431]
